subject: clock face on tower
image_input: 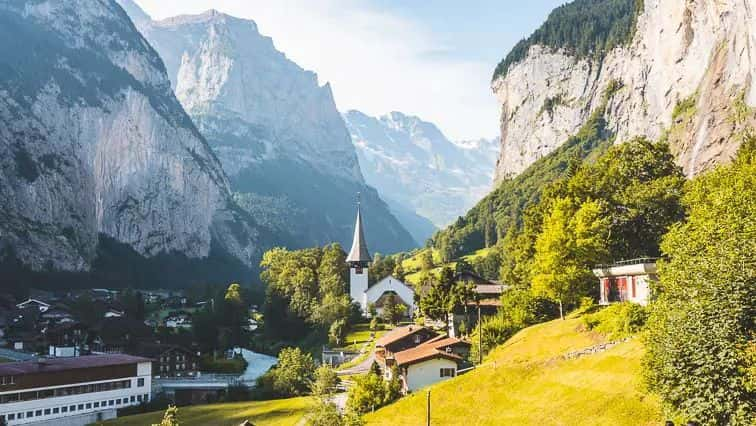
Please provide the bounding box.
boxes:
[355,266,363,274]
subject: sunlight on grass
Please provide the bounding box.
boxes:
[100,397,313,426]
[364,318,662,426]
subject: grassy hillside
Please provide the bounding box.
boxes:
[364,317,662,425]
[100,397,312,426]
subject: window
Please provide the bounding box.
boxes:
[17,413,24,419]
[143,394,149,401]
[70,405,76,411]
[94,402,100,408]
[44,408,51,415]
[130,396,136,403]
[137,395,143,402]
[138,378,145,387]
[440,368,455,378]
[62,406,68,413]
[77,404,84,410]
[53,408,59,414]
[8,413,15,420]
[86,403,92,409]
[27,411,34,418]
[35,410,42,416]
[109,400,115,406]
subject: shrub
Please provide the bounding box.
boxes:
[582,302,647,339]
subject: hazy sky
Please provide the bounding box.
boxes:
[133,0,565,140]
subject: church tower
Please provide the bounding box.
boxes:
[346,197,371,314]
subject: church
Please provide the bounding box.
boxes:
[346,203,415,318]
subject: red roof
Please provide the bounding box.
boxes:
[394,344,462,367]
[376,325,433,348]
[0,354,152,376]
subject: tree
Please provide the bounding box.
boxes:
[419,249,434,270]
[380,293,406,325]
[269,347,316,397]
[328,319,347,347]
[311,364,339,401]
[346,367,400,415]
[531,197,610,319]
[152,406,180,426]
[643,142,755,425]
[454,258,473,275]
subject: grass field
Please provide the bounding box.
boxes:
[100,397,312,426]
[338,323,387,352]
[364,317,662,426]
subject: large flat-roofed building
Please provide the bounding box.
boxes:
[0,354,152,425]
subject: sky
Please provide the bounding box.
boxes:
[133,0,565,141]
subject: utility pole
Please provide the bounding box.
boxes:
[426,390,431,426]
[478,303,482,365]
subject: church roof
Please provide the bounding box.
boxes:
[346,204,371,263]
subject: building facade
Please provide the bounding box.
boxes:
[592,259,657,306]
[0,355,152,425]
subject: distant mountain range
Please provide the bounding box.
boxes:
[344,110,498,241]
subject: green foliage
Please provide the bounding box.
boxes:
[643,142,756,425]
[539,93,566,119]
[198,354,247,374]
[493,0,643,79]
[260,244,352,341]
[432,90,615,262]
[328,319,348,346]
[419,249,435,270]
[671,93,697,121]
[308,400,365,426]
[471,287,559,361]
[380,293,407,325]
[258,347,316,398]
[311,365,339,401]
[582,303,647,339]
[346,368,401,414]
[151,406,180,426]
[531,197,610,316]
[369,316,380,331]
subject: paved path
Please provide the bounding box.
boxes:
[336,351,375,376]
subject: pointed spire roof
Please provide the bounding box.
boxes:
[347,197,371,264]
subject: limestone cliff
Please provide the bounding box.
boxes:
[119,2,417,253]
[493,0,756,181]
[0,0,262,277]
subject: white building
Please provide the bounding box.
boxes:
[346,203,415,317]
[0,354,152,425]
[15,299,50,313]
[592,259,657,306]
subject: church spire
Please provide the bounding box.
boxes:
[347,193,371,264]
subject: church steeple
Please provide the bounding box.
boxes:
[346,194,371,265]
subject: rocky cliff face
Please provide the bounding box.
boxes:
[344,110,498,236]
[493,0,756,181]
[0,0,261,276]
[118,2,416,253]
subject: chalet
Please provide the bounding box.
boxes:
[593,258,657,306]
[376,326,471,392]
[132,344,198,378]
[164,312,192,329]
[375,325,438,358]
[15,299,50,313]
[0,354,152,425]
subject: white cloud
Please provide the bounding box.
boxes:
[133,0,500,140]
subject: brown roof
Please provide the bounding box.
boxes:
[376,325,431,347]
[394,344,462,367]
[0,354,152,376]
[419,336,471,349]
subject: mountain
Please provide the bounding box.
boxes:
[431,0,755,261]
[343,110,498,237]
[119,2,417,255]
[492,0,755,181]
[0,0,267,290]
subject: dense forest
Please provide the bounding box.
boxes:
[493,0,643,80]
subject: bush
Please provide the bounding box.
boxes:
[369,317,380,331]
[256,347,315,398]
[582,302,647,339]
[346,368,401,414]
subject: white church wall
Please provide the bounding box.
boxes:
[365,276,415,318]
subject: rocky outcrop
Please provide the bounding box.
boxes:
[118,2,417,253]
[0,0,261,274]
[493,0,756,181]
[344,110,498,234]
